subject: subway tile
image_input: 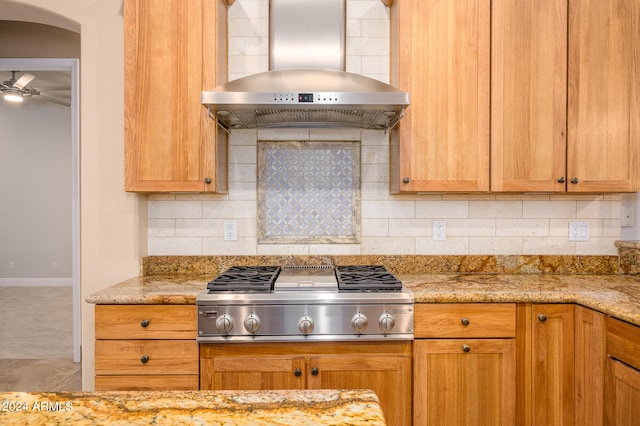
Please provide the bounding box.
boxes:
[362,200,414,219]
[389,218,430,237]
[361,19,389,38]
[362,219,389,237]
[147,219,175,237]
[361,146,387,164]
[148,201,202,219]
[258,128,310,141]
[228,181,258,201]
[361,163,388,183]
[471,201,522,218]
[576,238,618,256]
[577,200,622,219]
[257,243,309,255]
[416,237,469,255]
[362,237,415,254]
[309,244,362,255]
[176,219,220,237]
[229,163,257,183]
[522,237,576,255]
[416,201,469,219]
[446,219,495,237]
[229,145,257,164]
[148,237,202,255]
[496,219,549,237]
[309,128,361,141]
[469,237,523,255]
[361,129,388,146]
[230,129,258,146]
[523,200,575,218]
[204,237,258,255]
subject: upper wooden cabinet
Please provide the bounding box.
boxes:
[393,0,638,193]
[566,0,639,192]
[491,0,568,192]
[124,0,229,193]
[389,0,491,193]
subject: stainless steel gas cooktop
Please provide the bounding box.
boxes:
[196,265,414,342]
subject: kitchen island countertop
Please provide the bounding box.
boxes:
[86,273,640,327]
[0,389,386,425]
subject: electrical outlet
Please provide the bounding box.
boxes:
[224,220,237,241]
[52,261,58,270]
[568,221,589,242]
[8,261,14,270]
[433,220,446,241]
[622,205,635,227]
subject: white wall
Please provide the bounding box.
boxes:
[3,0,143,390]
[148,0,622,257]
[0,90,72,280]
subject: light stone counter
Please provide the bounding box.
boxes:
[0,389,386,425]
[87,273,640,327]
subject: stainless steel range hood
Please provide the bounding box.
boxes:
[202,0,409,132]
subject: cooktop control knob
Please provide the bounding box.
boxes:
[243,313,261,334]
[351,313,368,333]
[298,316,314,335]
[379,312,396,333]
[216,314,233,333]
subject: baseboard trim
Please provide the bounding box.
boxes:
[0,278,73,287]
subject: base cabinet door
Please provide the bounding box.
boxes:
[200,342,411,426]
[414,339,516,425]
[605,358,640,425]
[517,304,575,426]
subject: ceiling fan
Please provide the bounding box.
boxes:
[1,71,71,107]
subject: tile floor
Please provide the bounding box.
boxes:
[0,286,81,391]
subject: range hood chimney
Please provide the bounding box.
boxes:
[202,0,409,131]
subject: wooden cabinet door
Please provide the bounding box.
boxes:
[567,0,640,192]
[307,353,412,426]
[605,357,640,425]
[390,0,490,192]
[124,0,228,193]
[517,304,575,426]
[491,0,568,192]
[200,355,305,391]
[413,339,516,426]
[574,306,605,426]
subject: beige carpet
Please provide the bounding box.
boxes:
[0,286,73,359]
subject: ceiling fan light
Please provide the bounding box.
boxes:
[4,91,23,103]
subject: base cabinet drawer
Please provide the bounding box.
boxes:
[95,375,199,391]
[414,303,516,338]
[95,340,199,375]
[95,305,197,339]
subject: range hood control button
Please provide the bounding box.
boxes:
[298,316,314,335]
[243,313,261,334]
[216,314,233,333]
[351,313,368,333]
[379,312,396,333]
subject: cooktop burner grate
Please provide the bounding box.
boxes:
[207,266,281,292]
[335,265,402,291]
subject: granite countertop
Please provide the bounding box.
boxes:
[0,389,386,425]
[86,273,640,327]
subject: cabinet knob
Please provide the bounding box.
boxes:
[461,344,471,353]
[294,368,302,377]
[140,354,150,364]
[570,177,579,184]
[140,319,150,328]
[461,317,470,326]
[204,177,212,184]
[402,177,410,184]
[311,367,319,376]
[557,177,566,183]
[538,313,547,322]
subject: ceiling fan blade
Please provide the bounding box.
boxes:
[36,85,71,91]
[13,73,35,90]
[37,91,71,99]
[34,93,71,107]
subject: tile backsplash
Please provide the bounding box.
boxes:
[146,0,623,256]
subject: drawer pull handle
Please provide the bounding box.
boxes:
[461,344,471,353]
[294,368,302,377]
[140,319,150,328]
[461,317,470,326]
[311,367,319,376]
[140,355,150,364]
[538,313,547,322]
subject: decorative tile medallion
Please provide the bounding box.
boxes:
[257,141,361,243]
